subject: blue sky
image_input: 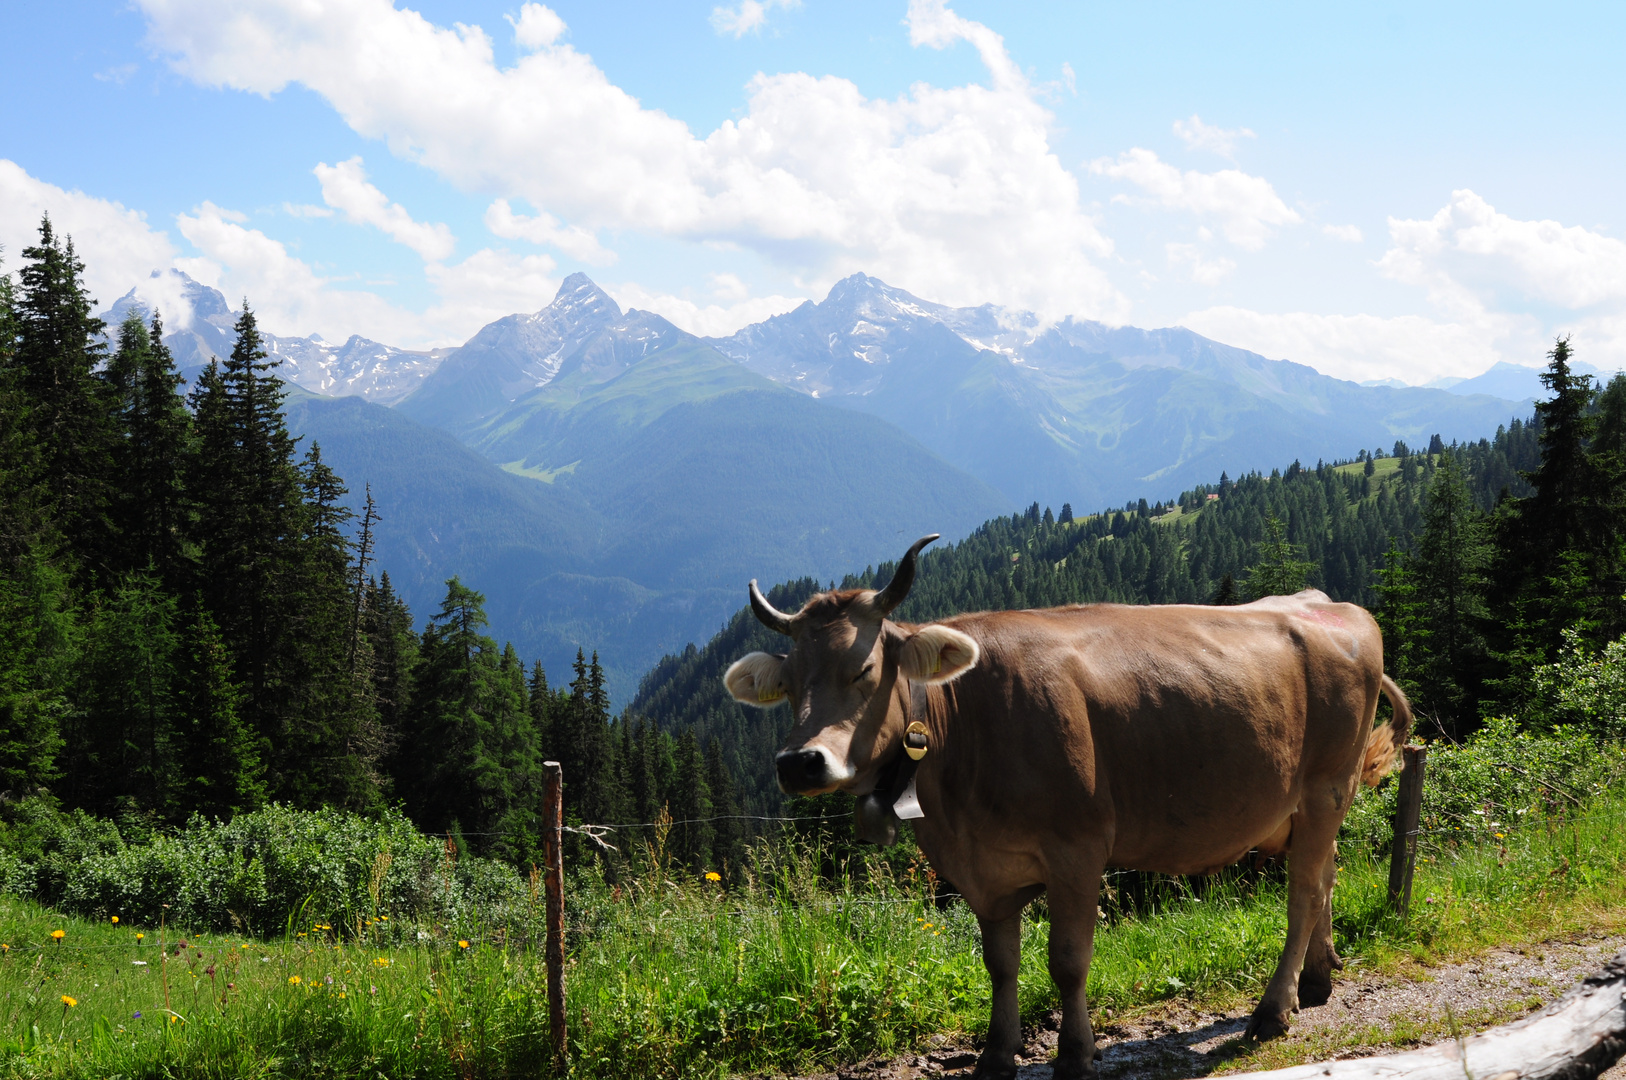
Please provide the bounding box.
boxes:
[3,0,1624,383]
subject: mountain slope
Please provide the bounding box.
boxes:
[708,274,1533,508]
[396,272,624,430]
[289,311,1010,700]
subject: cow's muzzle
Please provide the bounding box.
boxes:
[776,748,833,794]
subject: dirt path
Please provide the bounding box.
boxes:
[786,933,1626,1080]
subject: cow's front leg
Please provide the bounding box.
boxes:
[972,912,1023,1080]
[1047,881,1103,1079]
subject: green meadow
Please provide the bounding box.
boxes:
[4,732,1625,1079]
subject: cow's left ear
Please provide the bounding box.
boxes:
[898,624,979,684]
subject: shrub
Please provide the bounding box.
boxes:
[1339,717,1623,855]
[1529,629,1626,738]
[0,800,534,936]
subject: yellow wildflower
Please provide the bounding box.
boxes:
[111,916,119,924]
[458,940,470,949]
[51,930,65,940]
[289,975,302,985]
[61,995,77,1007]
[136,933,144,941]
[704,871,721,882]
[373,957,390,967]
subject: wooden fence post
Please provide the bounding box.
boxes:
[543,760,567,1073]
[1386,745,1427,919]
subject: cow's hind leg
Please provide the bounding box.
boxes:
[972,912,1023,1080]
[1299,863,1342,1008]
[1048,878,1104,1080]
[1246,801,1341,1040]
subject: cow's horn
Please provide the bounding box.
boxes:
[873,534,939,615]
[749,579,796,636]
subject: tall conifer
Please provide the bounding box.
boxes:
[15,217,115,578]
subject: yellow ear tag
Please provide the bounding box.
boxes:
[904,721,929,761]
[931,654,942,675]
[758,687,785,704]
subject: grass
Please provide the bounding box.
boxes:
[4,785,1626,1079]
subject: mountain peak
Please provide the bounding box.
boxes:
[551,273,620,320]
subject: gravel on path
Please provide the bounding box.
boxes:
[780,933,1626,1080]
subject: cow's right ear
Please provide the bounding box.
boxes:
[898,624,979,684]
[724,652,789,706]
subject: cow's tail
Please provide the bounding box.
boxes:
[1361,675,1414,786]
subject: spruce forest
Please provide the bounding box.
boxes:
[4,216,1626,879]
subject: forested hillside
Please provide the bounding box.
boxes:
[6,216,1623,882]
[632,358,1625,817]
[0,219,737,874]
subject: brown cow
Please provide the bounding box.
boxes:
[724,535,1412,1080]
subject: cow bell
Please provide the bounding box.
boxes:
[904,721,930,761]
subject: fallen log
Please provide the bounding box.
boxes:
[1220,948,1626,1080]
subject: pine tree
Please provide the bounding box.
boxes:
[1244,513,1314,599]
[188,309,305,767]
[63,572,182,817]
[0,249,70,795]
[106,311,191,584]
[0,552,71,796]
[14,217,115,579]
[399,578,541,859]
[1492,338,1609,671]
[669,730,712,873]
[705,737,742,880]
[0,251,50,565]
[1411,452,1491,729]
[1209,573,1240,606]
[363,572,416,767]
[174,604,264,819]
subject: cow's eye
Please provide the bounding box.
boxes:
[852,663,874,684]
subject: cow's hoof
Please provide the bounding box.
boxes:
[1051,1053,1099,1080]
[1299,971,1334,1008]
[1244,1005,1292,1041]
[969,1051,1018,1080]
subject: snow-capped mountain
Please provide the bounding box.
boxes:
[705,273,1534,507]
[101,270,448,405]
[395,273,631,428]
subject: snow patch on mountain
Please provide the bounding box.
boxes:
[101,269,447,405]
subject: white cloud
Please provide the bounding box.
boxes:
[1373,189,1626,372]
[136,0,1125,323]
[1165,242,1235,285]
[1322,223,1362,243]
[484,198,615,265]
[509,3,566,49]
[708,272,750,302]
[1178,192,1626,384]
[423,248,561,329]
[1380,189,1626,314]
[94,63,139,85]
[607,280,805,338]
[1171,114,1254,158]
[710,0,799,38]
[313,157,455,262]
[0,159,178,314]
[1060,62,1076,96]
[177,200,556,346]
[1089,148,1301,251]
